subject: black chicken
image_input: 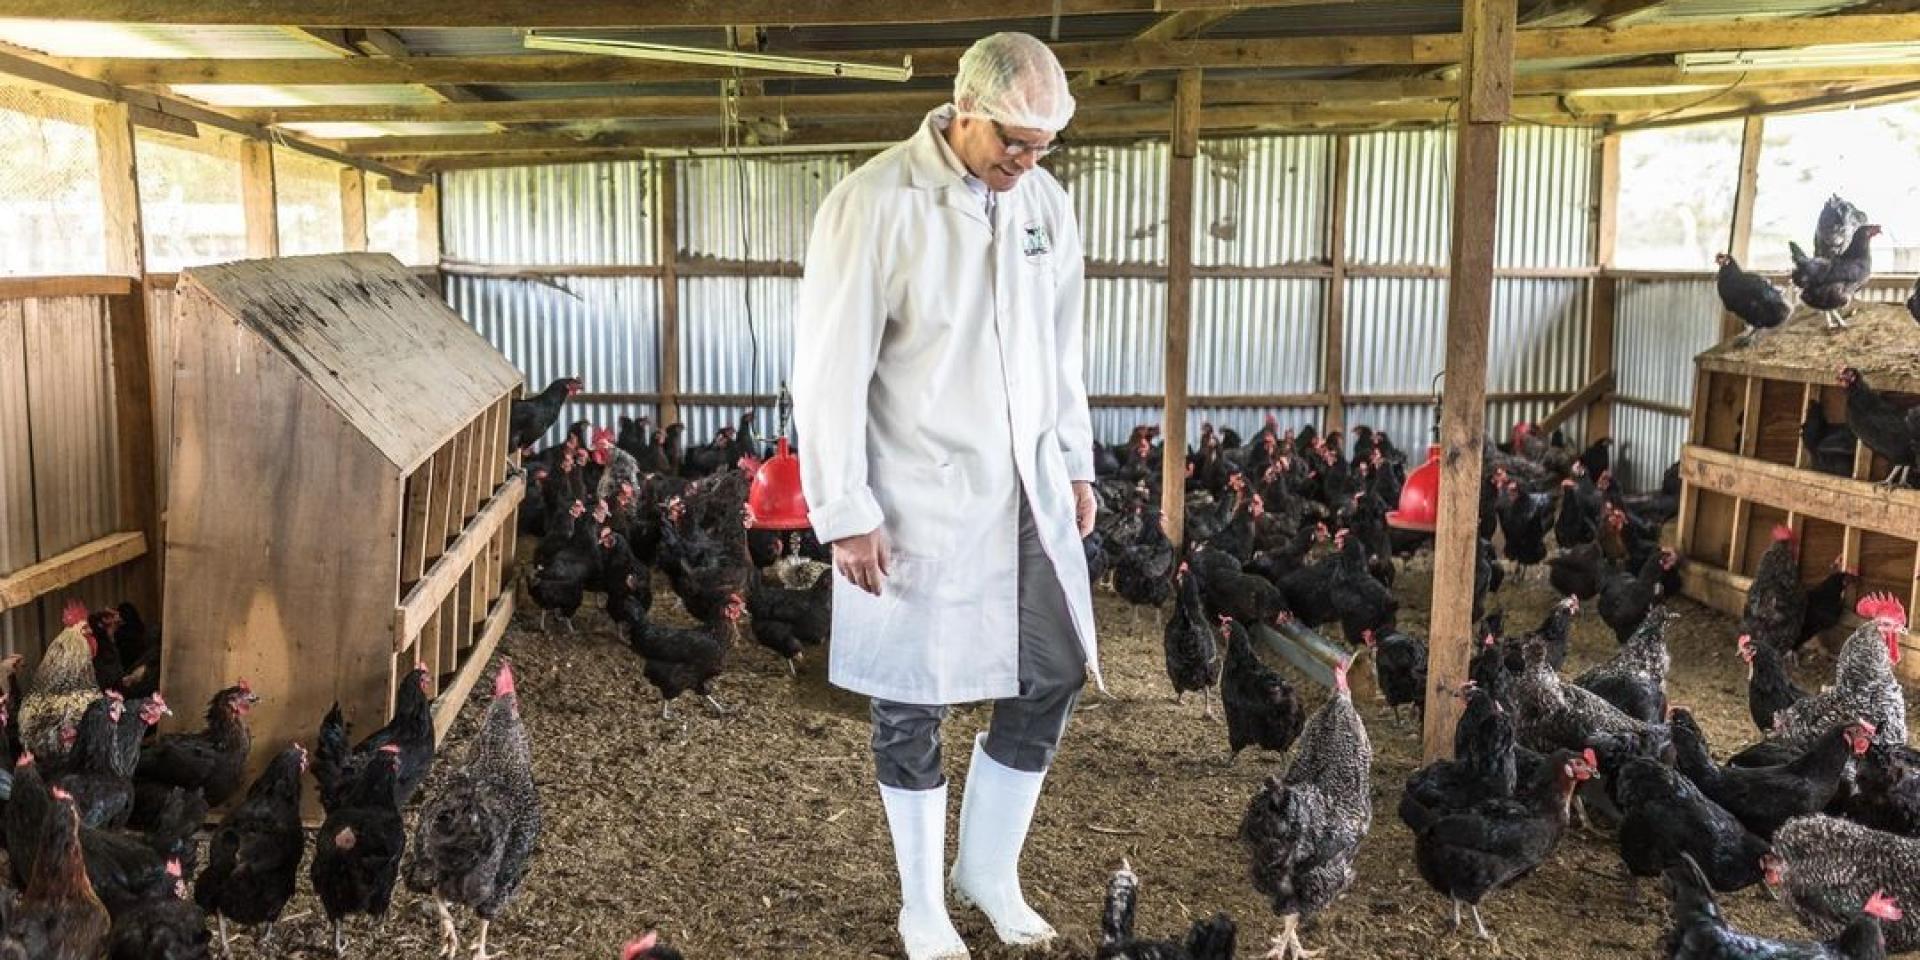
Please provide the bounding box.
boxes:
[1218,618,1303,764]
[1163,565,1221,717]
[1360,627,1425,724]
[1400,683,1517,833]
[508,377,582,453]
[52,697,132,829]
[315,663,436,812]
[311,745,407,958]
[626,593,746,718]
[1599,549,1676,645]
[132,682,257,817]
[1495,477,1555,579]
[1659,852,1897,960]
[1844,741,1920,838]
[1671,708,1870,840]
[1616,757,1770,900]
[1792,225,1880,330]
[1739,634,1806,736]
[1716,253,1792,344]
[1094,861,1237,960]
[1548,542,1612,601]
[1815,195,1871,258]
[1804,402,1861,478]
[195,745,307,958]
[1743,524,1806,659]
[1414,748,1595,938]
[1839,367,1917,489]
[1804,558,1859,647]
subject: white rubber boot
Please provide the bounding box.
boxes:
[948,734,1058,946]
[878,782,971,960]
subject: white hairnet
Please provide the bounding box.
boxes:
[953,32,1076,132]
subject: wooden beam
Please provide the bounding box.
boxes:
[1162,69,1201,552]
[340,166,368,252]
[42,0,1205,28]
[430,591,512,744]
[1596,133,1621,269]
[1586,276,1618,441]
[0,47,426,190]
[239,140,278,258]
[0,275,134,299]
[93,102,145,278]
[1424,0,1514,764]
[1538,371,1614,433]
[1324,134,1351,434]
[1076,8,1241,91]
[1681,445,1920,538]
[657,160,682,428]
[416,181,440,265]
[1725,115,1764,338]
[0,532,147,612]
[1613,77,1920,132]
[63,15,1920,87]
[236,91,957,125]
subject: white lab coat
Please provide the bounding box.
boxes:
[790,106,1102,705]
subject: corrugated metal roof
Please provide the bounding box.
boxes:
[1644,0,1866,21]
[1212,0,1462,38]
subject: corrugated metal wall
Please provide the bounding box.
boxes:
[1612,278,1721,491]
[438,125,1602,463]
[0,294,127,661]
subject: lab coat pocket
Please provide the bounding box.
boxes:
[871,458,964,559]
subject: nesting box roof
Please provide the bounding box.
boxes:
[1698,302,1920,396]
[179,253,521,471]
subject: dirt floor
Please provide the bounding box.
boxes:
[242,551,1920,960]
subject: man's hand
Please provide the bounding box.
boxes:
[1073,481,1097,537]
[832,529,893,597]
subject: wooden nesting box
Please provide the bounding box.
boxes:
[162,253,525,815]
[1674,302,1920,678]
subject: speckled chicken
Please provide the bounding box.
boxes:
[1163,564,1221,717]
[1744,595,1907,759]
[1094,860,1237,960]
[1661,852,1898,960]
[195,745,307,957]
[1219,618,1304,764]
[1574,605,1673,725]
[405,661,541,960]
[19,600,103,763]
[1770,815,1920,952]
[1511,638,1668,757]
[1743,525,1807,659]
[1238,657,1371,960]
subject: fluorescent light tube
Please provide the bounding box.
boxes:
[524,34,913,82]
[1678,43,1920,73]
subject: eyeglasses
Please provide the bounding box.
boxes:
[989,119,1065,159]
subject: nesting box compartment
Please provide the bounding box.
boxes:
[161,253,525,814]
[1673,303,1920,678]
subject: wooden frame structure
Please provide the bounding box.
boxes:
[161,253,522,814]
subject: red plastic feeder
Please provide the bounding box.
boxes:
[746,437,811,530]
[1386,444,1441,533]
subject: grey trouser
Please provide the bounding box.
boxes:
[871,493,1087,790]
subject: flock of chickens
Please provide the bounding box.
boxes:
[0,599,547,960]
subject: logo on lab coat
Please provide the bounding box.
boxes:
[1021,222,1053,260]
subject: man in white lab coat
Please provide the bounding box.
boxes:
[790,32,1100,960]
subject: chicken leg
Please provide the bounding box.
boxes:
[471,920,496,960]
[216,916,232,960]
[436,896,462,959]
[333,920,348,958]
[703,694,731,715]
[1264,914,1323,960]
[260,922,277,952]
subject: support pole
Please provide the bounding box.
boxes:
[1587,133,1620,443]
[656,159,682,427]
[93,101,160,613]
[1724,115,1764,338]
[239,139,279,258]
[1422,0,1514,763]
[340,166,368,252]
[1161,68,1200,550]
[1323,134,1351,434]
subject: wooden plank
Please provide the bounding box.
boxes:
[0,276,134,299]
[51,0,1179,28]
[239,91,962,126]
[1595,134,1620,269]
[239,139,278,258]
[1726,376,1763,573]
[431,591,512,744]
[1724,115,1765,339]
[1538,370,1613,434]
[1681,445,1920,539]
[0,531,146,611]
[1585,276,1617,441]
[1612,394,1690,419]
[401,459,435,588]
[1615,77,1920,133]
[657,160,682,427]
[93,103,145,277]
[394,471,524,652]
[1324,134,1351,434]
[416,182,440,266]
[1424,0,1513,765]
[340,167,368,252]
[1162,69,1201,551]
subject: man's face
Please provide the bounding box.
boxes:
[947,112,1053,192]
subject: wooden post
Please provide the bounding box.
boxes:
[1587,132,1620,443]
[1422,0,1514,763]
[416,179,441,265]
[1161,69,1201,550]
[656,159,682,426]
[340,166,368,252]
[1323,134,1351,434]
[239,139,279,258]
[1724,115,1764,338]
[93,101,161,614]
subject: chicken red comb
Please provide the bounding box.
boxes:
[592,427,614,445]
[15,751,32,768]
[1582,747,1599,770]
[166,859,182,878]
[61,599,88,628]
[623,933,661,960]
[50,786,71,802]
[1865,892,1904,922]
[1857,593,1907,627]
[495,659,517,698]
[378,743,401,755]
[1772,524,1794,543]
[1737,634,1754,656]
[236,678,253,695]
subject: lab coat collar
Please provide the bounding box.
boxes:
[907,106,998,228]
